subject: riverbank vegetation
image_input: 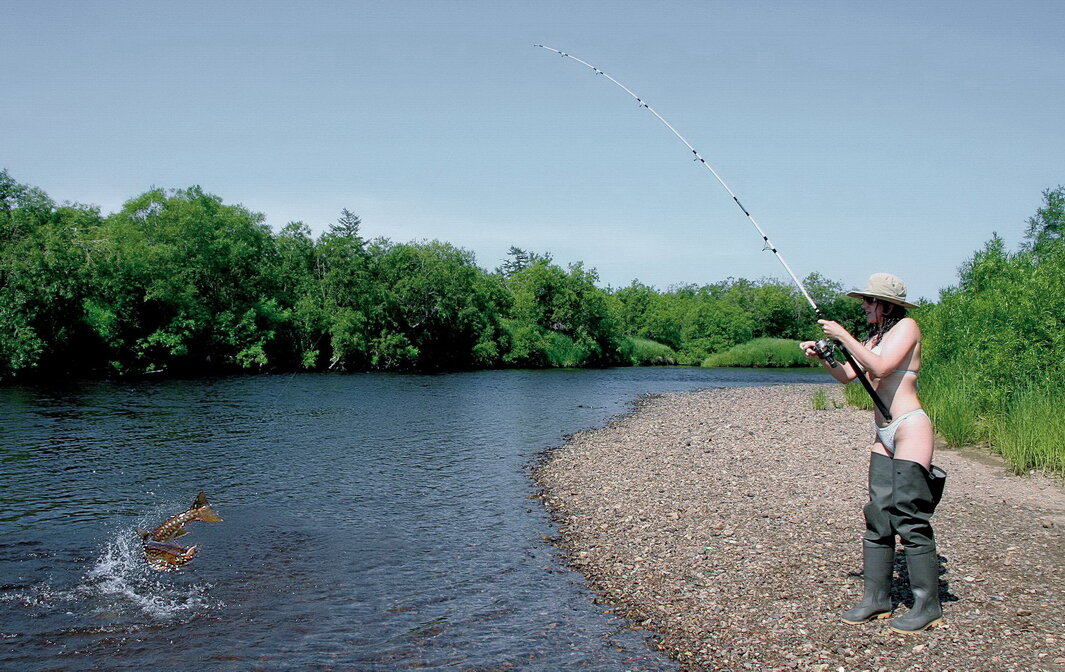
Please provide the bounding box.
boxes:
[702,337,817,368]
[0,169,859,379]
[4,170,1061,473]
[917,185,1065,474]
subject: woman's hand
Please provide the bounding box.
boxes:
[799,340,820,359]
[817,319,850,342]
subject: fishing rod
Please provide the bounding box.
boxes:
[535,44,892,420]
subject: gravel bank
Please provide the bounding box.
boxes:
[535,384,1065,672]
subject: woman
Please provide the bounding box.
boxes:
[800,272,945,634]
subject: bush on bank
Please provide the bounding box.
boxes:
[701,338,818,368]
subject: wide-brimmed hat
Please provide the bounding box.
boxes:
[846,272,918,309]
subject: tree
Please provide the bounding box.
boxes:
[313,211,375,370]
[502,257,621,367]
[0,171,103,377]
[1023,185,1065,255]
[612,281,658,334]
[371,240,505,370]
[90,186,279,373]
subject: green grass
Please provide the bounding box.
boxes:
[544,332,589,368]
[701,338,818,368]
[990,385,1065,475]
[843,379,874,410]
[619,336,677,366]
[841,360,1065,476]
[811,388,830,410]
[919,362,982,446]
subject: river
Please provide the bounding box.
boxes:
[0,367,827,671]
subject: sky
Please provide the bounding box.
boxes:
[3,1,1063,302]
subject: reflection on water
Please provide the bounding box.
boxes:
[0,368,826,671]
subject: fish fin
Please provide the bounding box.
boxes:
[194,505,222,523]
[172,528,189,539]
[136,528,150,540]
[193,491,209,508]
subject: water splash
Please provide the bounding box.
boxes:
[78,527,221,622]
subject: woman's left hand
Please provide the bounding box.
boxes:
[817,319,849,341]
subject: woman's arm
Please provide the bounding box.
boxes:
[800,339,859,383]
[818,317,920,379]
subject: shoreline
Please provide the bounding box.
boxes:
[535,384,1065,671]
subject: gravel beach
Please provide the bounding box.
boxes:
[535,384,1065,672]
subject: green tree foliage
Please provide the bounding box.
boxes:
[371,240,506,370]
[0,170,104,373]
[0,170,860,379]
[634,286,753,364]
[502,253,620,367]
[919,186,1065,469]
[310,210,375,370]
[87,186,280,374]
[1023,185,1065,256]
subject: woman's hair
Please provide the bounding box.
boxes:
[868,299,908,343]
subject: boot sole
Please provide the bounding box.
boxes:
[841,611,892,625]
[890,617,944,634]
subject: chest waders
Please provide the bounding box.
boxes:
[842,452,947,632]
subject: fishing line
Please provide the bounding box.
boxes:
[534,44,892,420]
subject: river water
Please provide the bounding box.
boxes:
[0,367,826,671]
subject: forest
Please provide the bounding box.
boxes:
[0,169,862,379]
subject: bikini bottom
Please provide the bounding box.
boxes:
[874,408,929,455]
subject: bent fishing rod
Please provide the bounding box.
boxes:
[535,44,892,420]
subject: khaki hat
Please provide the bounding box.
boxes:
[846,272,918,309]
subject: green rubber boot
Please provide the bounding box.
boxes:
[889,460,945,633]
[841,541,895,624]
[891,546,943,633]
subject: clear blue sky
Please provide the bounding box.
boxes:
[3,1,1062,301]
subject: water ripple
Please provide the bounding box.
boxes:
[0,368,826,670]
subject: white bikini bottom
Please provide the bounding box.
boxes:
[874,408,929,455]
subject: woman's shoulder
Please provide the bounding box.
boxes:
[888,316,922,340]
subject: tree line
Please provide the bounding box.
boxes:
[0,170,863,379]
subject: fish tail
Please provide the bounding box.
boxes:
[193,505,222,523]
[191,492,222,522]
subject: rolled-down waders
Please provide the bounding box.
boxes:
[842,453,946,632]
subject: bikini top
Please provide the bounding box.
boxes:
[869,343,920,377]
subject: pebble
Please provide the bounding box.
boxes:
[535,384,1065,671]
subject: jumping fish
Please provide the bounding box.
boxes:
[138,533,198,571]
[146,491,222,542]
[137,492,222,571]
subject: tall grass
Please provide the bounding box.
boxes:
[619,336,677,366]
[544,332,589,368]
[811,388,831,411]
[990,385,1065,474]
[701,338,818,368]
[918,361,982,446]
[843,379,874,410]
[842,359,1065,476]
